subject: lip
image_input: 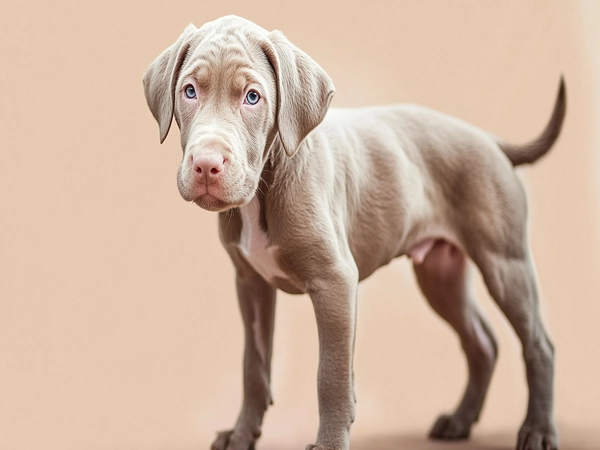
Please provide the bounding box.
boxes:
[178,167,254,211]
[193,193,232,212]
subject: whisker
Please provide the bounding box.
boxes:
[259,176,270,190]
[226,208,233,229]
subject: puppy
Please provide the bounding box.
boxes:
[143,15,565,450]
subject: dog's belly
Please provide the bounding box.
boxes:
[406,238,436,264]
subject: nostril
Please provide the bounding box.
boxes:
[192,155,225,179]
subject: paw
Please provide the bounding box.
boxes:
[428,413,472,440]
[211,429,256,450]
[517,424,558,450]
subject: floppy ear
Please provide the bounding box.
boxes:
[143,24,197,143]
[262,31,335,157]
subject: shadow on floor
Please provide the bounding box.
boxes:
[257,432,513,450]
[350,432,512,450]
[130,424,600,450]
[258,425,600,450]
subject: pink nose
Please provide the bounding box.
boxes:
[192,153,225,183]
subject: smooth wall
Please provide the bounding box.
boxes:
[1,1,599,449]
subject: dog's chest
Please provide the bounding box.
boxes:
[238,198,287,284]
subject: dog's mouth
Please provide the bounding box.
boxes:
[193,193,235,212]
[179,165,258,212]
[179,174,239,212]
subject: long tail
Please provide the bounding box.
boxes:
[497,77,566,166]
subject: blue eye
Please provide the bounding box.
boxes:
[245,90,260,105]
[184,85,196,99]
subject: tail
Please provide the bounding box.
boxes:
[497,77,566,166]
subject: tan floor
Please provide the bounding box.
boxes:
[1,1,599,449]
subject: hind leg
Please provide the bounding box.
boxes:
[413,240,498,440]
[472,248,557,450]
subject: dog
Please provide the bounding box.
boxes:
[143,15,565,450]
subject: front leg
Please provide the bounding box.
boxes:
[211,270,276,450]
[307,267,358,450]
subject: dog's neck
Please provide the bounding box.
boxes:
[239,195,267,253]
[238,156,271,238]
[264,134,313,195]
[239,134,313,241]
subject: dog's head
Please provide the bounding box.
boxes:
[143,15,334,212]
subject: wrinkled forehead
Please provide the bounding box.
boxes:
[179,17,273,89]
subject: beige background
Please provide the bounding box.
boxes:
[1,1,599,449]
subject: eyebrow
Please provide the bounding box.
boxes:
[187,61,263,91]
[235,68,261,86]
